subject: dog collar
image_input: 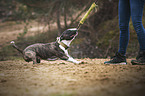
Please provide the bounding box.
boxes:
[56,37,69,49]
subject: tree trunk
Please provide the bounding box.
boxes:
[57,9,62,36]
[64,7,67,29]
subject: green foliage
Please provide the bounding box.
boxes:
[17,26,27,40]
[17,21,30,40]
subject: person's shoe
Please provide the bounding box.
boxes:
[131,50,145,65]
[104,52,127,65]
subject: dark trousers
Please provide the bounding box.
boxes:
[118,0,145,55]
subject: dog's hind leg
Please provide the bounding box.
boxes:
[47,56,58,61]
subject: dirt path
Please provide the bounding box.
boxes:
[0,59,145,96]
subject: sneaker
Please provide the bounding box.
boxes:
[104,52,127,65]
[131,50,145,65]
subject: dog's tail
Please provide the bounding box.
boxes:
[10,41,23,54]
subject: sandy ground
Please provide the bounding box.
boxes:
[1,21,145,96]
[0,59,145,96]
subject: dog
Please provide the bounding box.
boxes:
[11,28,82,64]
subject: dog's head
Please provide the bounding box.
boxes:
[60,28,78,41]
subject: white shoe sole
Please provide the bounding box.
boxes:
[104,62,127,65]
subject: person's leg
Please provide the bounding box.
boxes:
[104,0,130,64]
[118,0,131,55]
[130,0,145,65]
[130,0,145,51]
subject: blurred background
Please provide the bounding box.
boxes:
[0,0,143,60]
